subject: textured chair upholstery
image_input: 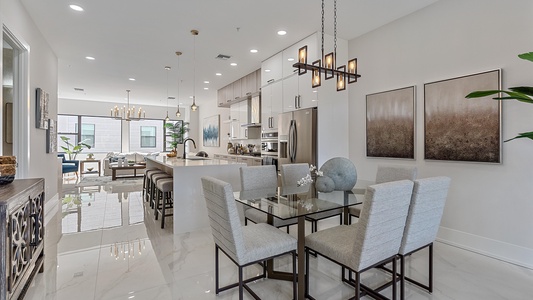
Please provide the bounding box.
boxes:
[240,165,297,229]
[349,164,417,221]
[201,176,297,299]
[281,163,343,232]
[315,157,357,192]
[58,154,79,177]
[305,180,414,300]
[397,176,451,299]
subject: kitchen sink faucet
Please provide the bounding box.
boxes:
[183,138,196,159]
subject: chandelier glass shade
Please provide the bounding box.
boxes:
[191,29,198,112]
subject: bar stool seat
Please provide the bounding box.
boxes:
[143,168,162,199]
[149,172,172,208]
[155,178,174,228]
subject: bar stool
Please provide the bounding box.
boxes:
[155,178,173,228]
[149,172,172,209]
[144,169,166,202]
[143,168,161,199]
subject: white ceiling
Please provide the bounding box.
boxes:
[20,0,438,108]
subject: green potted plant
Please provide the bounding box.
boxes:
[87,153,95,160]
[60,136,92,160]
[466,52,533,142]
[165,121,189,155]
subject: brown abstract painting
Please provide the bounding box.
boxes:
[424,70,501,163]
[366,86,415,159]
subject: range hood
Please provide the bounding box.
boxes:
[241,93,261,127]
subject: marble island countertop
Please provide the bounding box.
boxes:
[147,155,244,168]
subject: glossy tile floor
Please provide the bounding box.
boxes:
[25,176,533,300]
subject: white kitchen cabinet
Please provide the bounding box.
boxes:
[238,101,249,139]
[217,88,225,107]
[282,33,318,78]
[261,52,283,86]
[261,80,283,132]
[229,104,240,139]
[233,78,242,101]
[282,73,317,112]
[242,71,257,97]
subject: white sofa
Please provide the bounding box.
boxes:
[103,152,159,176]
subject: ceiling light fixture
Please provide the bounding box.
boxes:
[277,30,287,36]
[250,49,258,53]
[215,73,222,76]
[190,30,198,112]
[111,90,144,121]
[164,66,171,121]
[176,51,182,118]
[69,4,84,11]
[128,78,136,81]
[85,56,95,60]
[294,0,360,91]
[230,62,237,66]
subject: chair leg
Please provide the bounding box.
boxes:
[305,249,310,298]
[154,189,160,220]
[238,266,244,300]
[293,251,297,300]
[400,255,405,300]
[429,243,433,293]
[215,245,220,294]
[245,218,248,226]
[392,256,397,300]
[354,271,360,299]
[161,191,166,228]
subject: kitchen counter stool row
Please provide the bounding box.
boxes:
[143,168,174,228]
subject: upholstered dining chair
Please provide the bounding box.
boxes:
[394,176,451,300]
[280,163,343,232]
[304,180,414,300]
[349,165,417,223]
[58,153,79,178]
[240,165,297,231]
[201,176,297,300]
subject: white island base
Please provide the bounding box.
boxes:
[146,156,244,234]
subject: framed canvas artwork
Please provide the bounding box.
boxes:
[36,88,49,129]
[203,115,220,147]
[424,69,501,163]
[46,119,57,153]
[366,86,415,159]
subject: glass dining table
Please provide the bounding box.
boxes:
[234,183,365,300]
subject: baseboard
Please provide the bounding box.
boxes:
[44,193,59,226]
[437,226,533,270]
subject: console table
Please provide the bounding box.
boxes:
[0,179,45,300]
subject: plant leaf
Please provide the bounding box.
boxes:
[518,52,533,63]
[465,90,503,98]
[509,86,533,96]
[504,131,533,142]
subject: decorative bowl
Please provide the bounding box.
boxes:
[166,152,177,158]
[87,167,94,172]
[0,163,16,185]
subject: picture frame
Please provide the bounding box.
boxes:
[36,88,49,129]
[46,119,57,153]
[424,69,501,163]
[366,86,415,159]
[203,115,220,147]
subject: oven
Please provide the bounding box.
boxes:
[261,132,278,157]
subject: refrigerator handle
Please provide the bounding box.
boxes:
[292,120,297,162]
[289,120,297,163]
[298,95,301,109]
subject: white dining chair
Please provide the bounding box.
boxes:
[349,165,417,223]
[240,165,297,231]
[304,180,414,300]
[201,176,297,299]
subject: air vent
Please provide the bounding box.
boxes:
[215,54,231,60]
[74,88,84,92]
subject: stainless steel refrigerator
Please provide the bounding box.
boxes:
[278,107,317,167]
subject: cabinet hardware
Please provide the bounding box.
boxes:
[267,79,274,83]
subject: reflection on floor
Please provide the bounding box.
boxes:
[24,176,533,299]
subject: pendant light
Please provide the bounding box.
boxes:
[190,29,198,112]
[164,66,171,121]
[175,51,182,117]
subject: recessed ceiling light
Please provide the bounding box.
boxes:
[265,69,271,73]
[215,73,222,76]
[287,58,295,62]
[69,4,84,11]
[85,56,95,60]
[313,90,317,93]
[189,96,193,99]
[204,87,209,90]
[129,78,136,81]
[230,63,237,66]
[204,81,210,84]
[250,49,258,53]
[277,30,287,36]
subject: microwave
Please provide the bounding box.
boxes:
[261,132,278,155]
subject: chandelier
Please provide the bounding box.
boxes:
[293,0,360,91]
[110,238,146,260]
[111,90,145,121]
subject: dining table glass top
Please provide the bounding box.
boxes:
[234,183,364,220]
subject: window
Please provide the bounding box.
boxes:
[81,123,95,147]
[140,126,156,148]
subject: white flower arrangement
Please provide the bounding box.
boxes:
[296,164,323,187]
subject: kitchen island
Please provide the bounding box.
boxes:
[145,156,245,234]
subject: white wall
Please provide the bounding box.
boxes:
[1,0,59,201]
[348,0,533,268]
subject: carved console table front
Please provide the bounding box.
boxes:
[0,179,45,300]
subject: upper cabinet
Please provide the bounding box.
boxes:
[261,80,283,132]
[282,33,318,78]
[217,69,261,108]
[260,52,283,87]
